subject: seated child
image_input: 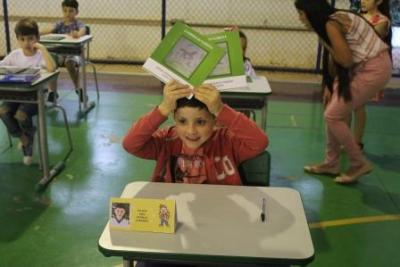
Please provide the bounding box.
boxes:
[40,0,87,102]
[225,26,256,78]
[123,81,268,184]
[239,30,257,78]
[0,18,56,165]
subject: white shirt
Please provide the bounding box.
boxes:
[0,48,45,68]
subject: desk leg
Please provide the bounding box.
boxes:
[261,97,268,131]
[123,258,134,267]
[78,46,95,118]
[36,88,66,191]
[36,89,50,187]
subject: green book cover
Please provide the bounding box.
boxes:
[204,30,246,90]
[143,21,224,87]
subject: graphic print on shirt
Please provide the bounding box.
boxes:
[174,154,207,184]
[214,155,235,181]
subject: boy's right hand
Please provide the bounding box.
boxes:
[158,80,192,116]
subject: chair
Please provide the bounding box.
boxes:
[221,97,264,122]
[239,150,271,186]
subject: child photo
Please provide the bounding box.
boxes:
[110,202,131,227]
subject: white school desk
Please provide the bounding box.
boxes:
[98,181,314,267]
[40,34,95,117]
[220,76,272,131]
[0,71,66,189]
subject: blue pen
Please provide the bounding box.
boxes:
[261,198,266,222]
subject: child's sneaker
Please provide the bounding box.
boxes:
[47,91,59,103]
[75,88,88,103]
[22,129,35,166]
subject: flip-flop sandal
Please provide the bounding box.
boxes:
[304,165,340,176]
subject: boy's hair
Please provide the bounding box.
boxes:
[62,0,79,11]
[14,18,39,38]
[239,30,247,41]
[175,97,209,113]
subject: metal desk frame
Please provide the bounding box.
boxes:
[40,34,97,118]
[0,71,73,190]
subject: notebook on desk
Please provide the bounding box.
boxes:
[0,66,40,75]
[41,34,66,41]
[0,66,41,84]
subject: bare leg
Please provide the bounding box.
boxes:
[48,80,57,93]
[65,60,80,89]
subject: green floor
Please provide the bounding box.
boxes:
[0,76,399,267]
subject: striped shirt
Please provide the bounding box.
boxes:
[330,11,388,64]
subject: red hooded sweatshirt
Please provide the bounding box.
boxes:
[123,104,268,185]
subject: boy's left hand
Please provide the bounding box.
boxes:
[70,30,80,38]
[194,84,223,116]
[33,42,45,51]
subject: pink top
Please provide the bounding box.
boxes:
[330,11,388,64]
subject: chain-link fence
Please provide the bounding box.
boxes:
[1,0,399,73]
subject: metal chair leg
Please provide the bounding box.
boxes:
[48,104,73,161]
[249,110,256,121]
[1,130,13,153]
[7,131,12,148]
[86,61,100,100]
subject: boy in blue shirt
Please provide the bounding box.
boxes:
[0,18,56,165]
[41,0,87,102]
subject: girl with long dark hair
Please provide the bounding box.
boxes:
[295,0,392,183]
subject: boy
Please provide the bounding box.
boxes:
[239,30,257,78]
[123,81,268,185]
[0,18,56,165]
[40,0,86,102]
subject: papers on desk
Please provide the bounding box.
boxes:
[219,75,272,94]
[0,66,41,84]
[40,34,67,41]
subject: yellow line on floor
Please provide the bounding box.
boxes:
[309,214,400,229]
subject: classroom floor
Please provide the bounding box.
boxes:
[0,66,400,267]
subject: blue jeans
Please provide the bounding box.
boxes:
[0,101,37,138]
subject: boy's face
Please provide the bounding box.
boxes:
[62,6,78,21]
[17,35,38,54]
[174,107,216,149]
